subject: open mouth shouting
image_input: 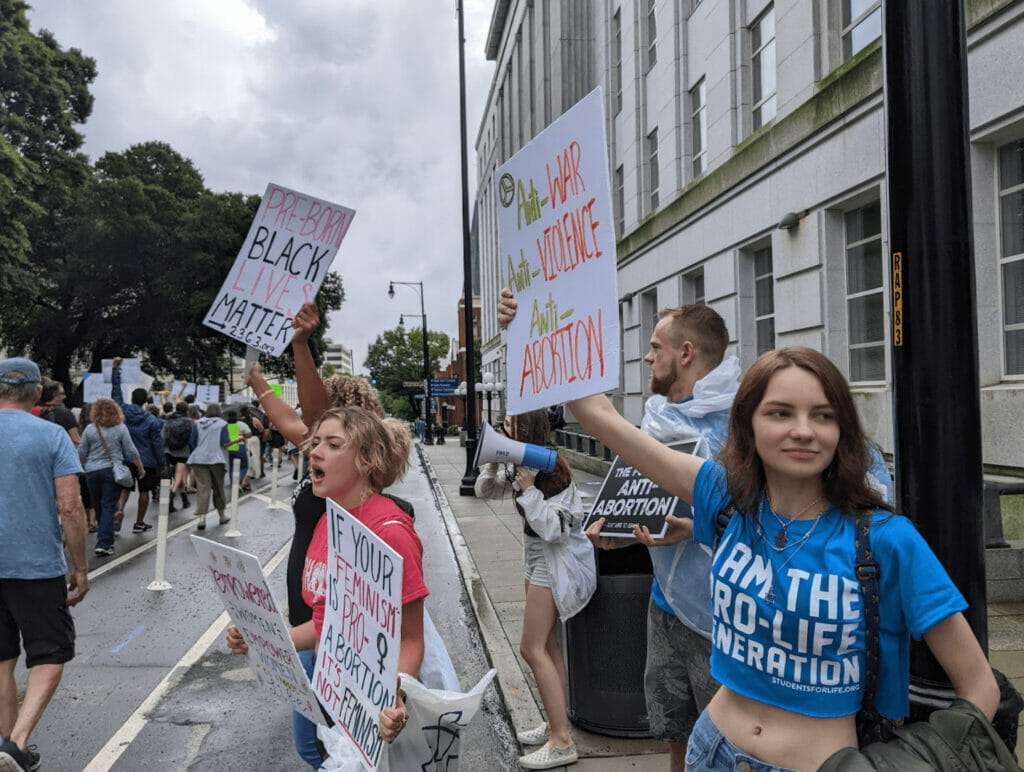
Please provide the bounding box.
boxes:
[310,463,327,488]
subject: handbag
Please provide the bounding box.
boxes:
[96,425,134,488]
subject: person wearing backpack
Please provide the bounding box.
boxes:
[567,347,1001,771]
[163,401,193,512]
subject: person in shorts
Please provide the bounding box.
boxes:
[0,358,89,772]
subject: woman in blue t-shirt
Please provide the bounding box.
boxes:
[569,346,998,771]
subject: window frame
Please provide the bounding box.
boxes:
[753,246,776,356]
[690,78,707,180]
[750,4,777,132]
[647,127,660,212]
[681,267,705,305]
[997,139,1024,379]
[614,164,625,237]
[640,288,659,393]
[843,202,888,385]
[841,0,882,61]
[612,9,623,115]
[645,0,657,74]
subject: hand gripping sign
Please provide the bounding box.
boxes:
[190,535,325,726]
[312,499,403,772]
[203,183,355,356]
[499,87,620,415]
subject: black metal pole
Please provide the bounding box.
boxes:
[457,0,479,495]
[883,0,989,720]
[421,285,434,445]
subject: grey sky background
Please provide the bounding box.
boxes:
[25,0,497,373]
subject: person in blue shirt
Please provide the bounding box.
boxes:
[568,346,998,771]
[110,358,164,534]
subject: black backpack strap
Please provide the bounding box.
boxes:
[855,514,881,715]
[713,504,735,552]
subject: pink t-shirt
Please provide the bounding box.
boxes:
[302,494,429,637]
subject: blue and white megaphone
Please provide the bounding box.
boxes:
[473,422,558,473]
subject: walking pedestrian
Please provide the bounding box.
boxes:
[568,347,999,770]
[36,379,80,446]
[78,399,144,556]
[77,403,97,532]
[239,406,263,487]
[475,411,594,770]
[0,358,89,772]
[163,402,193,512]
[224,410,251,491]
[109,359,163,534]
[187,403,230,530]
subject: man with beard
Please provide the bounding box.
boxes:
[499,289,738,769]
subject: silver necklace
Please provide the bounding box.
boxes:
[757,511,824,605]
[765,493,823,548]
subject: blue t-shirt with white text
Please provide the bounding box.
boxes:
[691,459,965,720]
[0,409,83,579]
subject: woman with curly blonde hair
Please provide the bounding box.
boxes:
[78,399,143,556]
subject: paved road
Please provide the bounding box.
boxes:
[16,456,517,770]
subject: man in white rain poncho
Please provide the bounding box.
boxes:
[585,305,737,770]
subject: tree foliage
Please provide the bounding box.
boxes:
[364,326,451,415]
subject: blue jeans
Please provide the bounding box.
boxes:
[293,648,323,768]
[86,467,122,550]
[685,710,797,771]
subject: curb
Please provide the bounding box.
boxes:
[416,446,543,742]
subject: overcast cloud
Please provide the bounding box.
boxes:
[26,0,497,373]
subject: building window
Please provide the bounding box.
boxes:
[842,0,881,60]
[683,268,705,305]
[645,0,657,73]
[640,288,658,389]
[999,139,1024,376]
[614,165,625,237]
[690,78,707,179]
[612,10,623,115]
[845,202,886,382]
[753,247,775,355]
[647,128,659,212]
[751,5,777,131]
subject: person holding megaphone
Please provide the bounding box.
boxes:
[475,411,595,770]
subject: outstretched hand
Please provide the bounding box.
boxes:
[632,514,693,546]
[585,516,635,550]
[245,363,267,391]
[497,288,517,329]
[292,302,321,343]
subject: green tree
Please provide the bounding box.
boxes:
[364,326,450,415]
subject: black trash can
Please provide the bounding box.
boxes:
[565,543,653,737]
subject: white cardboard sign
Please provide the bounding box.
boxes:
[312,498,403,771]
[82,373,135,403]
[203,182,355,356]
[101,358,143,384]
[190,536,324,725]
[196,384,221,405]
[499,87,620,414]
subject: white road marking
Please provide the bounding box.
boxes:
[81,539,293,772]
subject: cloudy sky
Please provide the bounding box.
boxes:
[26,0,497,373]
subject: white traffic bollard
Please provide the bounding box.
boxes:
[147,479,173,591]
[225,458,242,538]
[268,448,288,511]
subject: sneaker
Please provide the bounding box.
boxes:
[93,546,114,557]
[518,742,577,770]
[218,512,231,525]
[0,738,41,771]
[196,517,206,531]
[132,522,153,534]
[516,723,549,746]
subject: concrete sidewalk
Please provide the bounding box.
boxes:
[420,440,1024,769]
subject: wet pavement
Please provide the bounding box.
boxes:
[15,457,517,770]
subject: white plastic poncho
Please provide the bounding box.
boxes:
[639,355,740,638]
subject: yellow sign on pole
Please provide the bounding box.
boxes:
[892,251,904,347]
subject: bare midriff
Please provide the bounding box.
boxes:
[707,686,857,772]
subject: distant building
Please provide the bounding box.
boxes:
[323,340,354,376]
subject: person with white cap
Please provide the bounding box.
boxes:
[0,357,89,772]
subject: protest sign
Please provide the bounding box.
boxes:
[312,499,403,771]
[585,439,701,538]
[190,536,324,725]
[83,373,134,403]
[196,384,220,405]
[499,87,620,415]
[102,358,143,384]
[203,182,355,356]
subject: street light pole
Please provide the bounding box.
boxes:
[389,280,434,445]
[457,0,479,495]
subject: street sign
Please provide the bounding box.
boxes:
[403,380,424,389]
[430,378,459,396]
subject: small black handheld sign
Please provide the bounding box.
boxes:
[584,439,701,538]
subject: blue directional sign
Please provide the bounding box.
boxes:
[430,379,459,396]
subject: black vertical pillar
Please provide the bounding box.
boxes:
[882,0,986,715]
[422,309,434,445]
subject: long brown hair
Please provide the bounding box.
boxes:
[718,347,891,517]
[510,410,571,498]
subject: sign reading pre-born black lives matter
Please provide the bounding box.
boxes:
[585,439,701,538]
[203,183,355,356]
[499,87,620,414]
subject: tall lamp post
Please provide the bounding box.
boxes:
[476,372,505,425]
[456,0,479,495]
[389,280,433,445]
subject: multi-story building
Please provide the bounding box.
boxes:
[323,340,354,376]
[476,0,1024,472]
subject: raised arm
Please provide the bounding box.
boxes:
[291,302,330,427]
[247,364,308,446]
[110,357,126,408]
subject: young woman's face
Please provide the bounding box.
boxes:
[307,417,364,499]
[752,366,839,483]
[502,415,515,440]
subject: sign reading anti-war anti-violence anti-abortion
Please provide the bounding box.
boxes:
[203,183,355,356]
[499,87,620,415]
[585,439,701,538]
[312,499,403,771]
[190,536,324,725]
